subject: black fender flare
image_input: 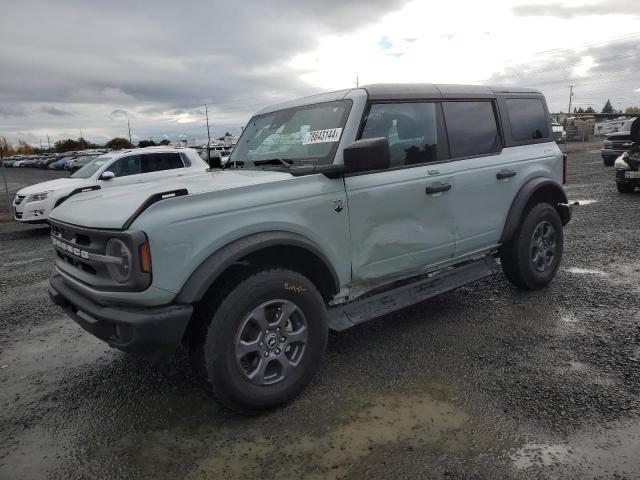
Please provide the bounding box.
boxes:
[175,231,340,304]
[499,177,570,244]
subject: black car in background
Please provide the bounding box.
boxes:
[614,118,640,193]
[602,118,636,166]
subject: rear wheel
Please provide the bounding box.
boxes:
[616,182,635,193]
[189,268,328,414]
[499,203,564,290]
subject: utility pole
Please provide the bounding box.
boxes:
[356,72,359,87]
[46,133,51,152]
[127,119,132,145]
[40,138,43,151]
[205,104,211,162]
[567,85,574,117]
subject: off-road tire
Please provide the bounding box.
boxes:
[189,268,328,414]
[616,182,634,193]
[499,202,564,290]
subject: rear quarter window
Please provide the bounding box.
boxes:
[506,98,550,141]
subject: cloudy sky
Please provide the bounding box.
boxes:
[0,0,638,146]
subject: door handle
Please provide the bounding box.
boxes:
[425,182,452,195]
[497,169,516,180]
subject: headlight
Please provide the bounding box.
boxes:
[105,238,133,283]
[614,154,630,170]
[28,191,51,202]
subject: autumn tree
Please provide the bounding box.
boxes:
[16,140,34,154]
[625,106,640,114]
[1,137,16,157]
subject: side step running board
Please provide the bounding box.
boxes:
[327,256,500,331]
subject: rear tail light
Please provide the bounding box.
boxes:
[562,154,568,185]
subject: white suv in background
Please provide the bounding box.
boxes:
[12,147,209,223]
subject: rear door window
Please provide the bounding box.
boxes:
[360,102,446,167]
[442,101,502,158]
[506,98,550,141]
[140,153,185,173]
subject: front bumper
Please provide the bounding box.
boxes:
[49,272,193,362]
[12,198,49,223]
[616,169,640,187]
[602,148,627,160]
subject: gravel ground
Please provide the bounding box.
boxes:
[1,146,640,479]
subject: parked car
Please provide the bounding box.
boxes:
[48,158,69,170]
[47,84,571,413]
[614,118,640,192]
[12,147,208,223]
[552,120,566,143]
[38,158,59,169]
[602,118,636,166]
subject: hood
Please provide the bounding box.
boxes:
[49,169,293,229]
[17,177,90,196]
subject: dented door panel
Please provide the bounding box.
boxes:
[344,164,457,283]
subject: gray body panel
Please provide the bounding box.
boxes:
[48,83,566,313]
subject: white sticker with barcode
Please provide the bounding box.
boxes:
[302,128,342,145]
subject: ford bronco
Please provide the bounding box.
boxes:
[48,84,571,413]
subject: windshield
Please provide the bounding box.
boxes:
[229,100,352,166]
[623,120,635,131]
[70,153,117,178]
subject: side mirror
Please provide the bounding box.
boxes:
[343,137,390,174]
[207,149,223,169]
[100,171,115,180]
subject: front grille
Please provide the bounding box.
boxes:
[611,141,634,150]
[14,194,26,205]
[49,219,150,292]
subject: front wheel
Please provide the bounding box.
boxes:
[189,269,328,414]
[617,182,635,193]
[499,203,564,290]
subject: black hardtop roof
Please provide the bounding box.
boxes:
[361,83,542,100]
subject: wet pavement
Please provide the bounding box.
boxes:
[1,148,640,479]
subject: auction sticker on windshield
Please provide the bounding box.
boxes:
[302,128,342,145]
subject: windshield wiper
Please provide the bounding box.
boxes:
[252,158,294,168]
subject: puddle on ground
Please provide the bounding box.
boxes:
[511,442,573,469]
[0,425,69,479]
[564,267,608,276]
[508,419,640,475]
[560,312,579,324]
[570,199,597,205]
[186,393,468,480]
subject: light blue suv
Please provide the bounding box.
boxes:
[48,84,571,413]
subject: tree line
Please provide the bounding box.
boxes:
[1,130,237,156]
[1,136,172,156]
[572,99,640,115]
